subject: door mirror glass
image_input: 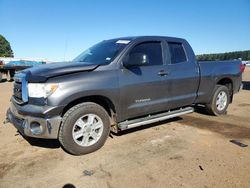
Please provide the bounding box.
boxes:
[123,53,149,67]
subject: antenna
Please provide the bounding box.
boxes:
[63,37,68,61]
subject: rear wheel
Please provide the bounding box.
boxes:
[59,102,111,155]
[205,85,230,116]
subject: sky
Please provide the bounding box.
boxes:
[0,0,250,62]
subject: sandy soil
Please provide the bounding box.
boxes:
[0,68,249,188]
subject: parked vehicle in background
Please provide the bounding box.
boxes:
[7,36,244,155]
[243,61,250,67]
[0,60,5,81]
[0,60,46,81]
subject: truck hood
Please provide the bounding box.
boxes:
[19,61,99,82]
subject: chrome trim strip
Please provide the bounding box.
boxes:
[14,76,22,83]
[21,77,28,102]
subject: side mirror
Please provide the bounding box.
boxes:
[123,53,149,67]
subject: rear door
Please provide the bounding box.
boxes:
[118,41,168,121]
[165,41,200,109]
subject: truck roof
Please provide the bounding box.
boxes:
[106,36,186,43]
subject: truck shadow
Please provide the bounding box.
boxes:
[242,81,250,90]
[178,115,250,139]
[19,134,61,149]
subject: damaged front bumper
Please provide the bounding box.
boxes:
[7,98,62,139]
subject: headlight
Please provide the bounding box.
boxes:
[28,83,59,98]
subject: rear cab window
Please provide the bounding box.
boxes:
[168,42,187,64]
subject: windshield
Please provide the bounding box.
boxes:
[73,39,130,65]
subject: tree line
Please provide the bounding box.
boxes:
[0,35,14,57]
[197,50,250,61]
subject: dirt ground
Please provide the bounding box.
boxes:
[0,68,250,188]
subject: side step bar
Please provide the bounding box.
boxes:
[118,107,194,130]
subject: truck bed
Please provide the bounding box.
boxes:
[195,60,242,104]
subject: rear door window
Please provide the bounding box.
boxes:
[168,42,187,64]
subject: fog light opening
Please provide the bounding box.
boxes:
[30,121,43,135]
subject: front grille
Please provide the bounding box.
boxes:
[13,81,23,102]
[13,73,28,103]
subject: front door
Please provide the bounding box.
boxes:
[118,41,168,121]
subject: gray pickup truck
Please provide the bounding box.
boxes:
[7,36,243,155]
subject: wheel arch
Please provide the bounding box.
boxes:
[61,95,117,119]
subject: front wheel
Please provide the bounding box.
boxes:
[59,102,111,155]
[205,85,230,116]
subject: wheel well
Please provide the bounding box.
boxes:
[217,78,233,102]
[61,95,116,118]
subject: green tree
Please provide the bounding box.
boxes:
[0,35,14,57]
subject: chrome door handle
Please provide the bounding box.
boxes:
[158,70,168,76]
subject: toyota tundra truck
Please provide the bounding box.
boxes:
[7,36,244,155]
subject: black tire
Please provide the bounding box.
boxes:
[9,70,15,81]
[59,102,111,155]
[205,85,230,116]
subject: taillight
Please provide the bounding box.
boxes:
[240,63,245,73]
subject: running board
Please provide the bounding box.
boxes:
[118,107,194,130]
